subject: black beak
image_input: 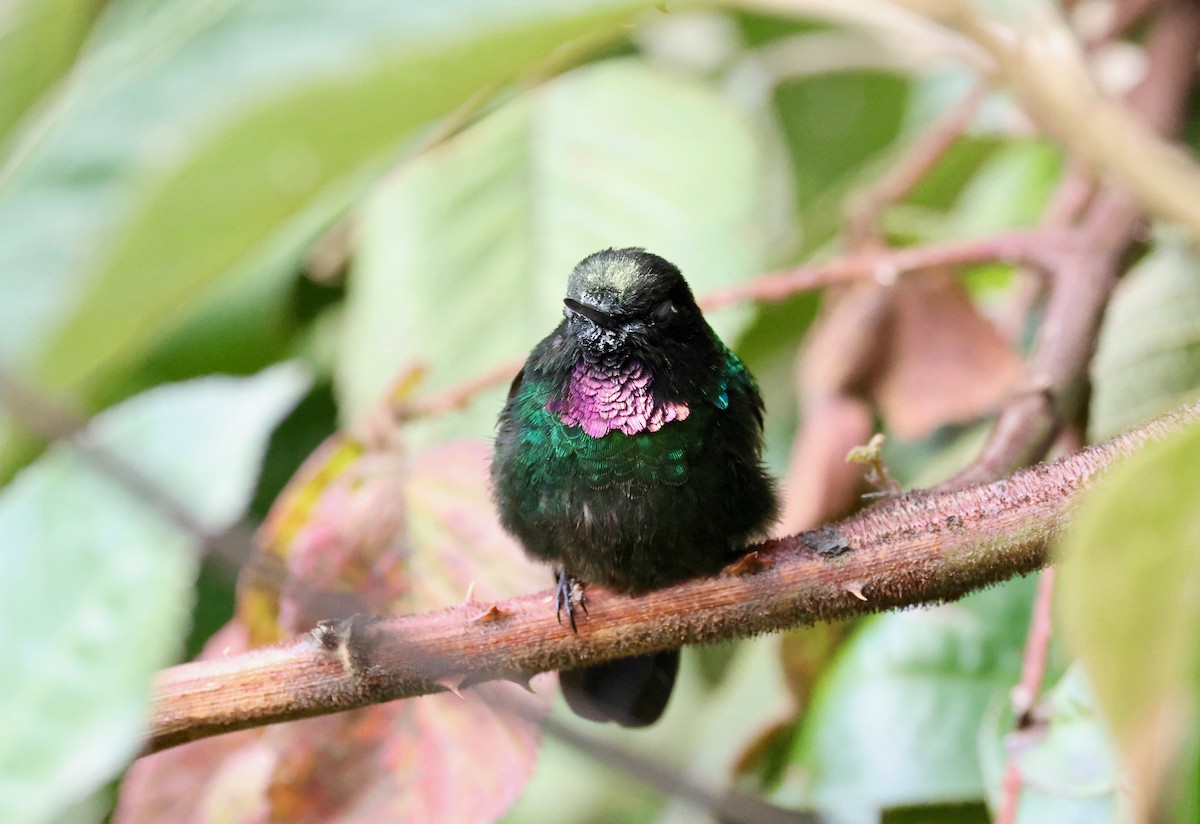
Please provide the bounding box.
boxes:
[564,298,614,329]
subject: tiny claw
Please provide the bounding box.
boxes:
[554,569,584,633]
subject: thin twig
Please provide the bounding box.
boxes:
[0,367,256,568]
[143,400,1200,753]
[699,229,1068,311]
[846,82,990,248]
[390,358,524,424]
[995,566,1058,824]
[516,701,816,824]
[996,427,1083,817]
[377,231,1064,428]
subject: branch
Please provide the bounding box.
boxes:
[945,0,1200,487]
[360,230,1063,430]
[949,0,1200,237]
[996,566,1058,824]
[698,228,1066,310]
[145,400,1200,754]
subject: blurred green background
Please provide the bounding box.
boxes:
[3,1,1200,823]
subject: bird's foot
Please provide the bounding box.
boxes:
[554,569,587,633]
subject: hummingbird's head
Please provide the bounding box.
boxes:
[562,248,704,359]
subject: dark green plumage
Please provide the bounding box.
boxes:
[491,248,777,726]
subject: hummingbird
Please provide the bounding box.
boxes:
[490,248,778,727]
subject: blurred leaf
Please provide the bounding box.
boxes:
[0,0,652,395]
[112,622,285,824]
[979,667,1122,823]
[779,271,1018,531]
[782,576,1036,822]
[261,682,543,824]
[902,137,1003,216]
[0,0,97,145]
[104,239,306,405]
[881,802,989,824]
[269,441,548,824]
[1090,235,1200,440]
[778,70,909,249]
[883,420,993,490]
[249,381,341,520]
[1059,423,1200,820]
[512,637,792,824]
[949,140,1061,236]
[733,623,855,795]
[887,140,1060,260]
[339,57,793,443]
[120,440,550,824]
[658,636,795,824]
[776,622,856,721]
[0,364,310,824]
[868,274,1020,439]
[184,555,238,660]
[734,9,817,48]
[502,723,661,824]
[242,433,366,645]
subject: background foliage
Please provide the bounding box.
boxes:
[3,1,1199,822]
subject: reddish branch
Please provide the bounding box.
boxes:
[145,400,1200,754]
[698,229,1067,310]
[996,567,1058,824]
[382,230,1064,426]
[947,0,1200,488]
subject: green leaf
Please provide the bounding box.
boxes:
[658,636,796,821]
[0,0,651,396]
[120,437,549,823]
[1059,422,1200,817]
[0,0,96,145]
[339,57,793,443]
[979,667,1122,823]
[785,576,1036,822]
[0,364,310,824]
[778,69,909,250]
[950,140,1061,236]
[1090,234,1200,440]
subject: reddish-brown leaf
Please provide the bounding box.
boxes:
[784,274,1019,532]
[778,394,874,533]
[260,683,544,824]
[113,624,270,824]
[866,273,1020,439]
[117,440,550,824]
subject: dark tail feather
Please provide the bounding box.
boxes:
[558,649,679,727]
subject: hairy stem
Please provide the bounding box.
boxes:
[145,400,1200,754]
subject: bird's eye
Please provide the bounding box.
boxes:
[650,299,677,324]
